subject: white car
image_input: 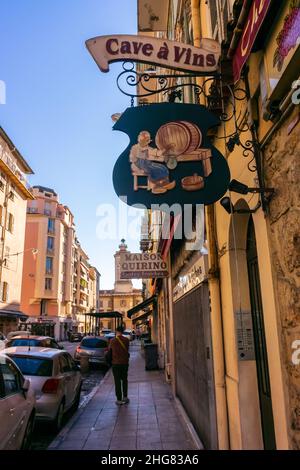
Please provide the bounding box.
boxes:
[123,329,133,341]
[3,347,82,430]
[0,353,36,449]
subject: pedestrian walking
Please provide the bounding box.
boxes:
[109,325,130,405]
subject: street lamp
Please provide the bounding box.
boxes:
[220,197,261,214]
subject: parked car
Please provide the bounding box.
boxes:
[74,336,109,366]
[5,335,63,350]
[0,353,36,449]
[3,347,82,431]
[105,332,116,342]
[101,328,112,336]
[123,329,133,341]
[68,332,83,343]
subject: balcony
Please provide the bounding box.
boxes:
[44,209,52,216]
[0,143,34,200]
[27,207,38,214]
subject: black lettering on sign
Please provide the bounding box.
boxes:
[142,43,154,56]
[174,46,186,63]
[106,38,119,55]
[157,42,169,60]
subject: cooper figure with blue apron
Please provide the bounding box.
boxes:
[130,130,176,194]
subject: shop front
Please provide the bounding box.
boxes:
[172,252,218,449]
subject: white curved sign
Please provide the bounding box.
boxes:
[86,35,221,74]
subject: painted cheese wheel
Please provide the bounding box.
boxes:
[155,121,202,156]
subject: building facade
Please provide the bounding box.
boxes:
[21,186,100,340]
[99,240,143,330]
[0,127,34,336]
[135,0,300,450]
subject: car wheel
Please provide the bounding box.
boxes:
[21,413,35,450]
[72,384,82,411]
[54,400,65,431]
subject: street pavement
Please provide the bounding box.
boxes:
[48,341,201,450]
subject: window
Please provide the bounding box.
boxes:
[48,218,55,233]
[41,299,48,316]
[0,359,22,396]
[9,356,53,377]
[45,278,52,291]
[3,246,10,267]
[47,236,54,253]
[44,201,52,216]
[59,354,72,373]
[120,299,127,307]
[46,257,53,274]
[208,0,219,39]
[7,213,14,233]
[1,282,8,302]
[208,0,231,42]
[81,338,108,349]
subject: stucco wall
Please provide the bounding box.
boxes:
[264,107,300,449]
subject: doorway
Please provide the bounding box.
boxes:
[246,217,276,449]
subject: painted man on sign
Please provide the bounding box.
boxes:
[129,130,176,194]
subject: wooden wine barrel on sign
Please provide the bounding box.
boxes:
[155,121,202,156]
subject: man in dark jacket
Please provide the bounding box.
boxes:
[109,325,130,405]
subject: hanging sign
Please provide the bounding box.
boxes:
[86,35,221,73]
[112,102,230,209]
[120,252,168,279]
[233,0,271,83]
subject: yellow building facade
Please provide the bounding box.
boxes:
[137,0,300,450]
[99,240,143,331]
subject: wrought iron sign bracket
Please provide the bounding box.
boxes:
[115,61,269,212]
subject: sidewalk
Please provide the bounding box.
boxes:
[49,342,201,451]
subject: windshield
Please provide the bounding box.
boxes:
[9,356,53,377]
[8,339,41,347]
[81,338,107,349]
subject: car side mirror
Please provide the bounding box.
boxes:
[22,378,30,396]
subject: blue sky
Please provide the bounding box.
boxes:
[0,0,142,289]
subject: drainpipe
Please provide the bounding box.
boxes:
[205,205,229,449]
[191,0,229,449]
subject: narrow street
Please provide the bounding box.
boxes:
[31,342,106,450]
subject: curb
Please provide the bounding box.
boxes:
[48,368,113,449]
[174,396,205,450]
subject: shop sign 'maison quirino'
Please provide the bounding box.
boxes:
[86,35,221,73]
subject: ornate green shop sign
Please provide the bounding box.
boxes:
[113,102,230,208]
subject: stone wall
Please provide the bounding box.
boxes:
[264,107,300,449]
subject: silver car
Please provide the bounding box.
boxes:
[0,353,36,449]
[3,347,82,430]
[4,335,63,350]
[74,336,109,366]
